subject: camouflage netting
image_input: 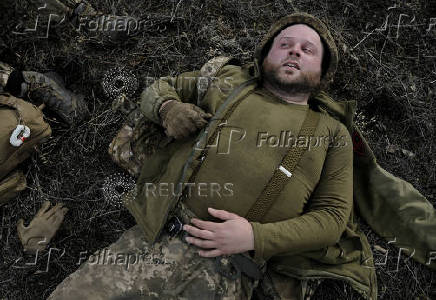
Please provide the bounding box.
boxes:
[0,0,435,299]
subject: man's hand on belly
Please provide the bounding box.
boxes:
[183,207,254,257]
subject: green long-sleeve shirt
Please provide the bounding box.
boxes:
[139,64,353,263]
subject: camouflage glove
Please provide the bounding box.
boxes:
[17,201,68,253]
[159,100,213,140]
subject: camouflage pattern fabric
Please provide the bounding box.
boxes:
[108,109,167,177]
[108,123,144,177]
[48,225,259,300]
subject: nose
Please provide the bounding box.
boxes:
[288,44,301,58]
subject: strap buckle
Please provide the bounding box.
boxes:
[165,216,183,237]
[278,165,292,178]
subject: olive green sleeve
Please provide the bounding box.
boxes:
[249,122,353,262]
[139,70,201,124]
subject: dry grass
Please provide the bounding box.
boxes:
[0,0,435,299]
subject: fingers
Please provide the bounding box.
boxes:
[191,105,213,119]
[190,218,221,231]
[185,236,216,249]
[183,219,223,251]
[183,224,214,240]
[192,116,209,129]
[198,249,223,258]
[207,207,239,221]
[36,201,51,217]
[48,206,69,227]
[188,108,212,129]
[61,206,69,215]
[44,203,64,220]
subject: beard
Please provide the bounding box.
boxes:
[261,59,321,95]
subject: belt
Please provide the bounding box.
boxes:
[164,202,264,281]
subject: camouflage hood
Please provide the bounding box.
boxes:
[253,12,339,89]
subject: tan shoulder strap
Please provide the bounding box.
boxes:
[245,108,321,222]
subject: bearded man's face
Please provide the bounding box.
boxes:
[261,24,324,94]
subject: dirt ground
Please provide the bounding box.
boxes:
[1,0,435,299]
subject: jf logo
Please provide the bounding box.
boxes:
[12,2,66,38]
[194,118,246,155]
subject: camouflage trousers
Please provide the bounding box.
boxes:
[47,225,261,300]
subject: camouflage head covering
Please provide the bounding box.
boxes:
[253,12,339,89]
